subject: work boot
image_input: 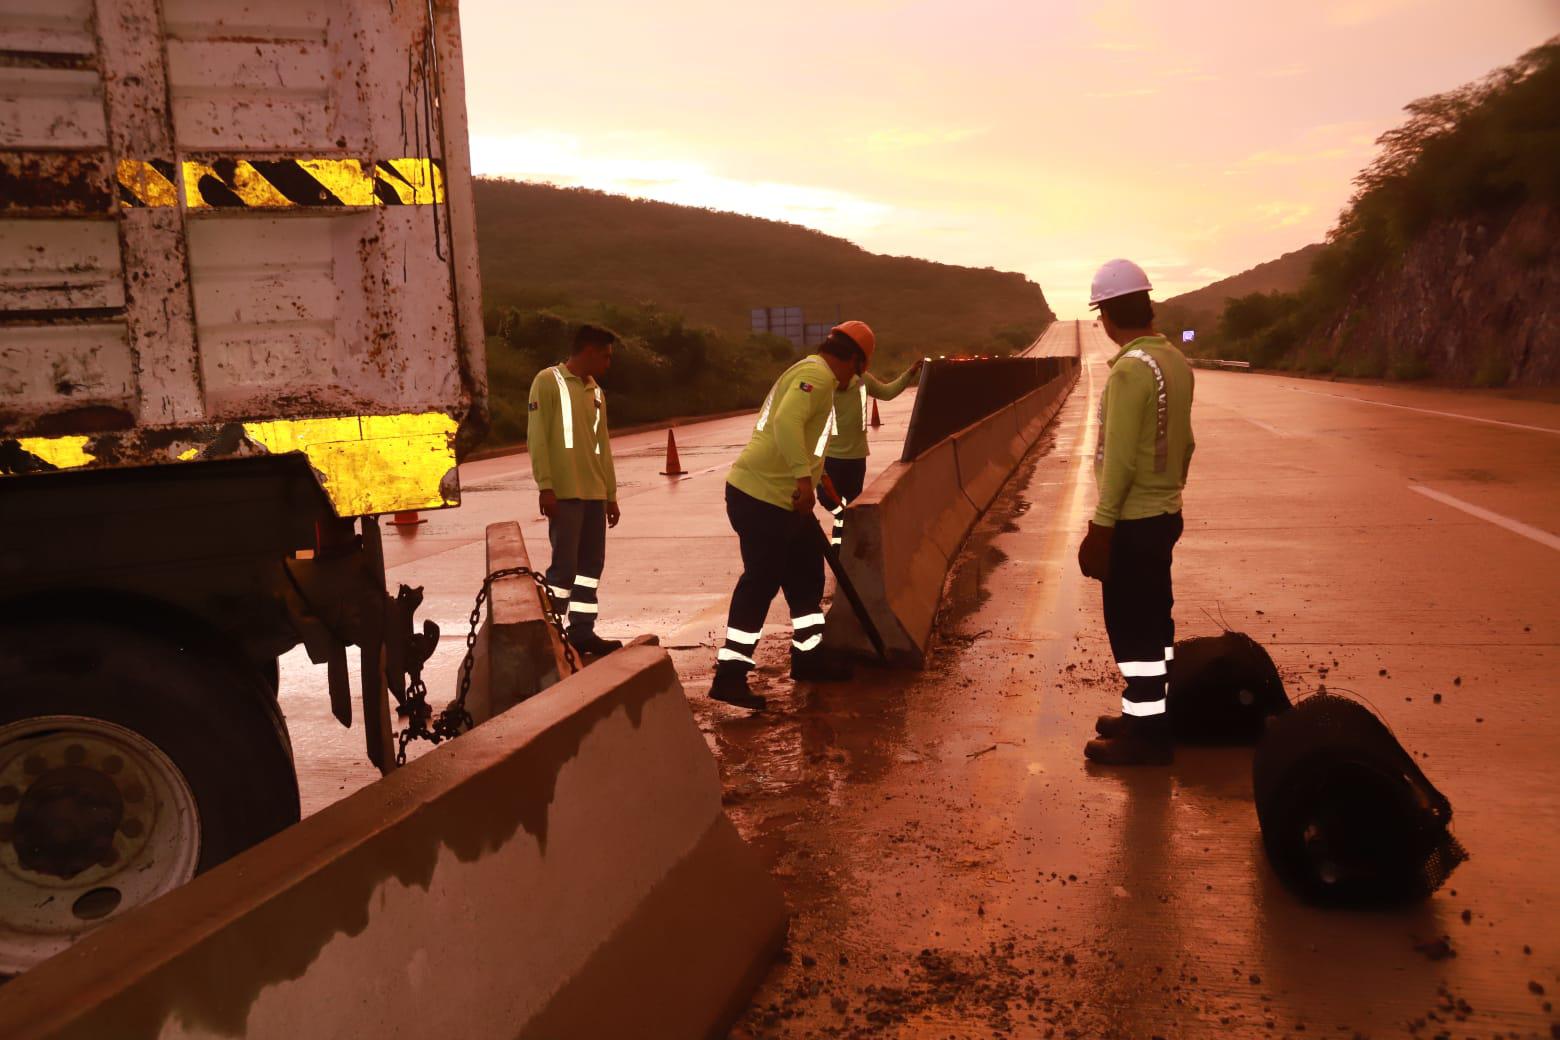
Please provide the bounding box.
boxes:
[709,668,767,712]
[790,652,853,682]
[1084,717,1173,766]
[570,632,623,657]
[1095,713,1130,738]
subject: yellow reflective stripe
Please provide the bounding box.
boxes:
[183,159,293,209]
[242,412,459,518]
[116,159,178,208]
[377,158,445,204]
[296,158,378,206]
[16,435,95,470]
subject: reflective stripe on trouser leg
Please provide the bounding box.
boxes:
[791,612,825,653]
[567,571,601,635]
[719,626,761,668]
[831,500,846,546]
[1100,513,1182,724]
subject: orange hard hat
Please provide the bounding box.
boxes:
[831,320,876,363]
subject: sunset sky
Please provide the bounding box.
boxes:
[457,1,1557,319]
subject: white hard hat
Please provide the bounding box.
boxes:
[1088,258,1153,307]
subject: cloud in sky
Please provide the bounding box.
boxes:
[458,0,1559,317]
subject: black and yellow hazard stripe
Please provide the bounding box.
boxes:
[114,157,445,210]
[117,159,179,208]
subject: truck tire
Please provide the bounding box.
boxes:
[0,620,300,974]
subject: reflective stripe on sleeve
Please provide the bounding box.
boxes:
[860,383,869,427]
[1120,348,1168,473]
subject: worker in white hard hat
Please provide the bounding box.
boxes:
[1078,259,1197,765]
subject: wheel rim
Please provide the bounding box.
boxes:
[0,716,200,974]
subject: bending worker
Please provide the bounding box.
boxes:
[711,323,875,711]
[1077,260,1196,766]
[819,328,923,545]
[526,323,624,659]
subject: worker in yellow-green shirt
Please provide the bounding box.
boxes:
[711,321,878,712]
[1076,259,1196,766]
[818,353,924,546]
[526,324,623,659]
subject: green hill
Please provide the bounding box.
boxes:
[1182,39,1558,384]
[472,179,1054,443]
[1161,244,1324,327]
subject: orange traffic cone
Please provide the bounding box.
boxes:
[390,511,425,527]
[870,399,882,428]
[660,429,686,476]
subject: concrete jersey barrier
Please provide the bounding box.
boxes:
[464,520,573,725]
[0,645,788,1039]
[824,359,1079,666]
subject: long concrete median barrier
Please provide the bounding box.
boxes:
[824,358,1079,666]
[0,645,788,1040]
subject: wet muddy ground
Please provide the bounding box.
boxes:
[678,329,1560,1039]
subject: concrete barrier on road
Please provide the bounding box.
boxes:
[465,520,572,725]
[0,645,788,1040]
[824,360,1079,667]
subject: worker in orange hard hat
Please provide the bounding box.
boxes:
[819,321,923,547]
[710,323,872,711]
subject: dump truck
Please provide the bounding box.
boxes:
[0,0,485,972]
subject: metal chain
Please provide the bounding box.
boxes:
[396,566,580,765]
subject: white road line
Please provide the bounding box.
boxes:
[1409,484,1560,552]
[1285,386,1560,435]
[1240,416,1290,438]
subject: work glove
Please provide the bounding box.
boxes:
[820,472,841,510]
[1077,522,1114,582]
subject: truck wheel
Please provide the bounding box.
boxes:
[0,620,300,974]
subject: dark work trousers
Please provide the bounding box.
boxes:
[819,456,867,547]
[545,499,607,638]
[717,484,826,675]
[1101,511,1183,721]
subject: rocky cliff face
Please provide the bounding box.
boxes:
[1314,202,1558,385]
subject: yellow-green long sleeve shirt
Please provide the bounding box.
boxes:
[1092,334,1196,527]
[526,363,617,501]
[727,355,839,509]
[825,364,919,460]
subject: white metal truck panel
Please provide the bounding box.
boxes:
[0,0,487,516]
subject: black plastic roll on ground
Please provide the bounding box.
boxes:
[1252,693,1468,906]
[1167,632,1291,744]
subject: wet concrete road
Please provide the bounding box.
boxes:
[279,322,1560,1037]
[719,323,1560,1039]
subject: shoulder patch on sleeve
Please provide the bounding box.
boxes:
[799,381,814,393]
[528,401,539,411]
